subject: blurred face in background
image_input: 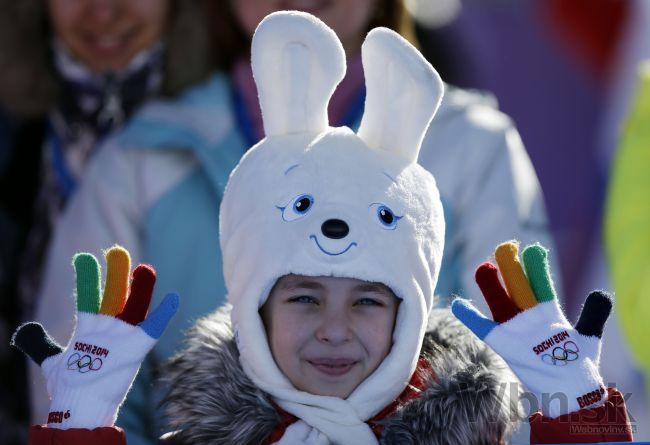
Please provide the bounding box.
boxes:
[48,0,170,73]
[231,0,378,55]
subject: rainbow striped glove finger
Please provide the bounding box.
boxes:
[11,246,179,429]
[452,241,612,418]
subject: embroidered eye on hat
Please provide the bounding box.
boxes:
[219,11,445,445]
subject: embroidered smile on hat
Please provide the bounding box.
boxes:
[219,11,445,445]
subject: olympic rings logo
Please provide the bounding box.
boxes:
[541,341,579,366]
[67,353,103,373]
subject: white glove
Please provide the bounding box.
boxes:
[452,241,612,418]
[12,246,179,429]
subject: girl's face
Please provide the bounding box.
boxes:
[231,0,379,55]
[48,0,170,73]
[261,274,399,398]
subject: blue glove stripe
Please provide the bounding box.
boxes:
[451,299,496,340]
[138,293,179,339]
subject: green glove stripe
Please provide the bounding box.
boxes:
[74,253,101,314]
[522,244,556,303]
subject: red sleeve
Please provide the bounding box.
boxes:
[529,388,634,443]
[29,425,126,445]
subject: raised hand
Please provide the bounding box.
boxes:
[452,241,612,418]
[12,246,178,429]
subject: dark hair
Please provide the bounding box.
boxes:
[202,0,416,71]
[0,0,216,116]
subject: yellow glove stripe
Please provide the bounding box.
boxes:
[99,246,131,316]
[495,241,537,310]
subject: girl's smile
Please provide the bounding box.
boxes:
[261,274,399,398]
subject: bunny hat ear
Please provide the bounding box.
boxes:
[251,11,346,137]
[357,28,444,163]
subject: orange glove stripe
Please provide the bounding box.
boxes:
[495,241,537,310]
[99,246,131,316]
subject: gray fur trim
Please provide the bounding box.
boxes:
[0,0,56,115]
[162,307,520,445]
[162,306,280,445]
[161,0,214,97]
[380,310,521,444]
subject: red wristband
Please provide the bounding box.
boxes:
[29,424,126,445]
[529,388,634,443]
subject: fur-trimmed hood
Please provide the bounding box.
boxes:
[162,306,520,444]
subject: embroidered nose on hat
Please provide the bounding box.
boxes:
[321,219,349,239]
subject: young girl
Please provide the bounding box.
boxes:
[15,11,633,444]
[31,3,554,439]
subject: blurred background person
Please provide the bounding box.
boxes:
[600,2,650,440]
[29,0,554,443]
[414,0,628,316]
[412,0,649,439]
[0,0,216,443]
[605,60,650,403]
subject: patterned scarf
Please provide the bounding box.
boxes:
[19,40,164,319]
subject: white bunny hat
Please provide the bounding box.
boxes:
[219,11,444,444]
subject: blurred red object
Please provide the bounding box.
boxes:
[544,0,629,84]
